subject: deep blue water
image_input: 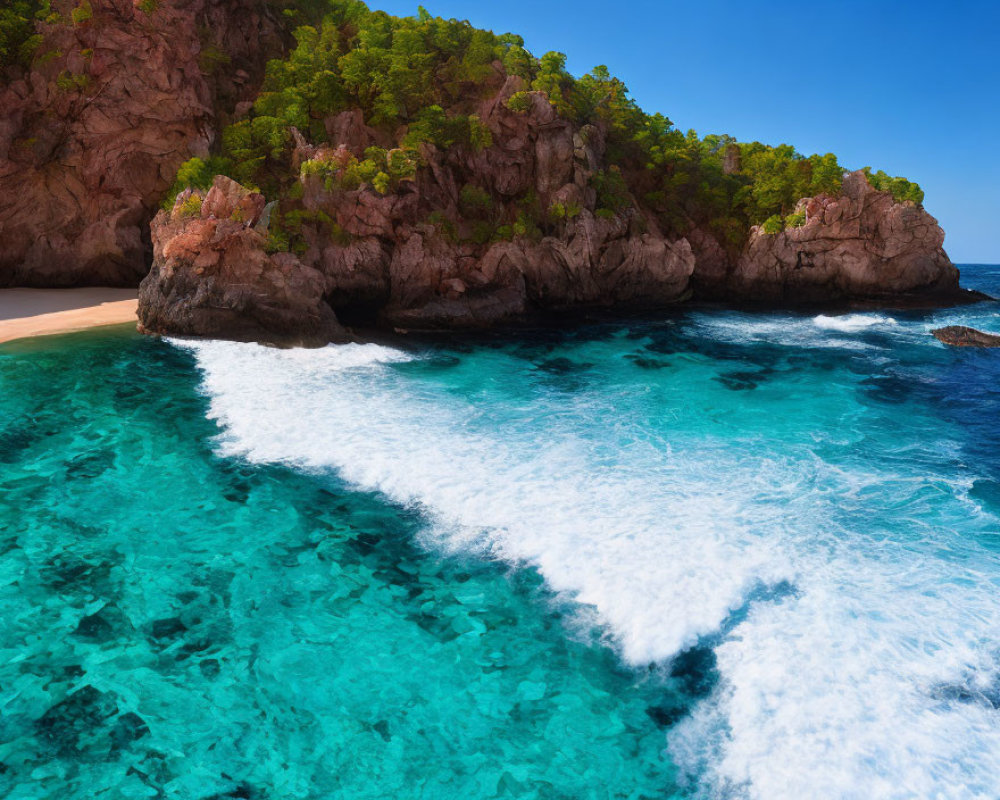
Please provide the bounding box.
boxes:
[1,266,999,799]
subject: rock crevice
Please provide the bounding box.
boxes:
[0,0,282,287]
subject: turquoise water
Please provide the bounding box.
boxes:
[2,267,1000,799]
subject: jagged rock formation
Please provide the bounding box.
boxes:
[0,0,282,287]
[698,171,964,305]
[139,78,696,340]
[305,80,695,328]
[2,3,985,341]
[139,176,344,346]
[932,326,1000,348]
[138,94,977,345]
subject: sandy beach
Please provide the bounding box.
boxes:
[0,288,138,345]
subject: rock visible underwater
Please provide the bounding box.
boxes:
[933,325,1000,347]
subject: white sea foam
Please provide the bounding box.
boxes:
[180,338,1000,799]
[691,315,882,351]
[813,313,898,332]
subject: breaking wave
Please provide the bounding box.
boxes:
[177,309,1000,799]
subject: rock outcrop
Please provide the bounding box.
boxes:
[0,0,281,287]
[139,79,695,341]
[138,177,344,347]
[697,171,963,305]
[138,90,981,346]
[2,5,980,339]
[932,326,1000,348]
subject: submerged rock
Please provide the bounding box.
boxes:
[932,326,1000,347]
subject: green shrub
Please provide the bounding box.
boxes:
[386,148,420,181]
[301,146,418,194]
[467,115,493,151]
[862,168,924,205]
[137,0,157,14]
[372,171,390,195]
[591,168,631,213]
[55,69,89,92]
[177,193,203,218]
[469,220,495,245]
[70,1,91,26]
[265,227,290,254]
[426,211,458,242]
[512,209,541,240]
[162,156,233,209]
[198,44,230,74]
[459,184,491,216]
[761,215,783,234]
[785,211,806,229]
[34,47,60,66]
[547,201,583,223]
[506,91,533,113]
[0,0,50,70]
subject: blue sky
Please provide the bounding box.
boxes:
[375,0,999,263]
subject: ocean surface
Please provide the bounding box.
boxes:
[1,266,999,799]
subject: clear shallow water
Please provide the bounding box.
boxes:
[1,266,999,799]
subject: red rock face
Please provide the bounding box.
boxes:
[286,83,695,331]
[0,0,281,287]
[139,77,699,341]
[703,171,961,305]
[142,78,977,344]
[139,177,344,346]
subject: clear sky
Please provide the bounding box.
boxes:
[374,0,999,264]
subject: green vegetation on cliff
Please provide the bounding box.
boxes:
[166,0,924,248]
[0,1,49,70]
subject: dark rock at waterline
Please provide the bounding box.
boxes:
[137,145,978,345]
[932,326,1000,348]
[138,177,346,348]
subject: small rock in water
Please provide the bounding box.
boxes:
[932,326,1000,347]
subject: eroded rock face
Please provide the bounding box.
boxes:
[697,171,961,305]
[0,0,281,287]
[932,326,1000,348]
[134,81,969,343]
[138,177,344,347]
[138,78,699,341]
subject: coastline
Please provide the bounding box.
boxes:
[0,289,138,345]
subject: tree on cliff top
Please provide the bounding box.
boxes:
[0,0,49,71]
[169,0,924,247]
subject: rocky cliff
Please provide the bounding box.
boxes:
[1,1,984,340]
[138,178,343,346]
[138,94,972,345]
[694,170,964,305]
[0,0,281,287]
[140,77,697,343]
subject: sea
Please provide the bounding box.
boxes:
[1,265,999,799]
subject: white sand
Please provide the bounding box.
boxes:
[0,288,138,344]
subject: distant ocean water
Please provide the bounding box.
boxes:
[1,265,999,799]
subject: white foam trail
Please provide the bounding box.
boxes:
[178,339,790,664]
[179,338,1000,799]
[813,313,898,332]
[692,315,881,350]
